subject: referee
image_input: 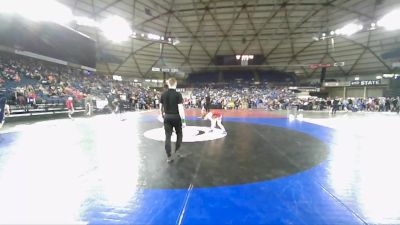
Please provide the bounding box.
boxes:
[160,78,186,163]
[205,94,211,113]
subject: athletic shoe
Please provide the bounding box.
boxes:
[175,152,183,158]
[167,156,174,163]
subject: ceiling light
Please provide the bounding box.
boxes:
[99,16,132,42]
[378,9,400,30]
[75,16,98,27]
[322,33,326,37]
[383,74,395,78]
[172,39,180,45]
[376,75,382,80]
[335,23,363,36]
[330,31,335,35]
[148,33,161,40]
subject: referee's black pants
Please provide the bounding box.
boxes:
[205,103,210,113]
[164,114,183,157]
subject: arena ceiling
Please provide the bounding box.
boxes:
[59,0,400,79]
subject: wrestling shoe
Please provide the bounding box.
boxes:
[167,156,174,163]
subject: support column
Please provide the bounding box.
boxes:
[254,70,260,82]
[343,86,347,99]
[218,71,223,83]
[163,72,166,85]
[364,86,367,98]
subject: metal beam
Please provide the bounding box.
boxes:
[239,0,290,56]
[171,14,214,61]
[262,0,338,64]
[112,52,134,74]
[339,39,391,73]
[243,3,265,54]
[345,0,381,76]
[205,0,244,63]
[93,0,123,16]
[186,0,212,59]
[111,42,156,74]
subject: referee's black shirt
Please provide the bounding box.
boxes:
[161,89,183,115]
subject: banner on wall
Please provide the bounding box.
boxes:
[350,80,381,86]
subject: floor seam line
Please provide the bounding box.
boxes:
[317,182,369,225]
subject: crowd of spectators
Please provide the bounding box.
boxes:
[187,85,296,109]
[2,51,399,116]
[187,86,400,114]
[0,52,160,112]
[307,97,400,113]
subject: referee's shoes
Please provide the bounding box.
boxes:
[167,150,183,163]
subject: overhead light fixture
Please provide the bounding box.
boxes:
[335,23,363,36]
[330,31,335,35]
[99,16,132,42]
[377,9,400,30]
[376,75,382,80]
[75,16,98,27]
[383,74,395,78]
[354,76,360,80]
[236,55,254,60]
[322,33,326,37]
[172,39,180,45]
[148,33,161,40]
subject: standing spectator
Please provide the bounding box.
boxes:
[0,97,11,129]
[85,94,93,116]
[332,97,339,115]
[66,96,74,119]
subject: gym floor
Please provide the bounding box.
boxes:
[0,109,399,224]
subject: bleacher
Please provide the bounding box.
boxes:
[0,51,159,119]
